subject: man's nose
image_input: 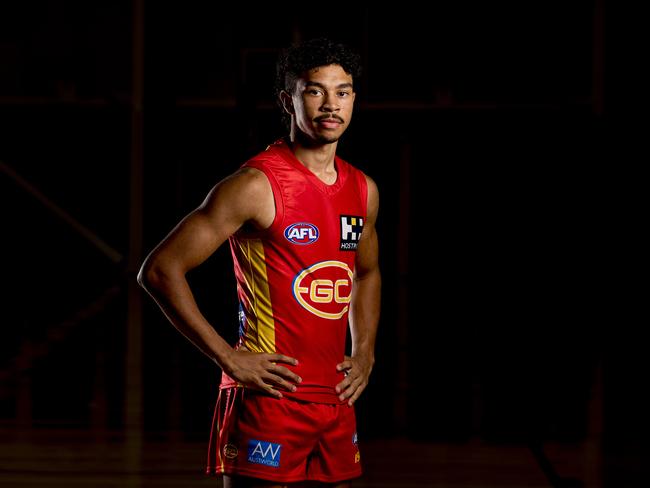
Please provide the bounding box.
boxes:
[320,92,340,112]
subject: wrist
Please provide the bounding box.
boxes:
[352,348,375,365]
[213,342,236,372]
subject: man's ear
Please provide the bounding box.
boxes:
[279,90,294,115]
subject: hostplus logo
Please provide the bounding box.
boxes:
[339,215,364,251]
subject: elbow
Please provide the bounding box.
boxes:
[136,262,149,289]
[355,264,381,284]
[137,256,169,293]
[136,259,153,291]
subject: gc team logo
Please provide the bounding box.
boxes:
[292,261,353,320]
[284,222,319,245]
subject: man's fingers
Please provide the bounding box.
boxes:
[265,373,298,393]
[335,376,351,394]
[270,365,302,384]
[268,353,299,365]
[338,376,365,401]
[259,381,283,399]
[347,384,366,406]
[336,360,352,372]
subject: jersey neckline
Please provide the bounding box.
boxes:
[269,138,348,196]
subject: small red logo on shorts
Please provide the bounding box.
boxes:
[223,444,239,460]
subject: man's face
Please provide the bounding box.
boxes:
[288,64,356,144]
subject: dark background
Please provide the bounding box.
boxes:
[0,1,644,486]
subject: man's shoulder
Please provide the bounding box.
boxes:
[245,139,288,167]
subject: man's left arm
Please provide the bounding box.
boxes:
[336,175,381,406]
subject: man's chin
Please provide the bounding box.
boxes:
[314,131,342,144]
[296,129,341,146]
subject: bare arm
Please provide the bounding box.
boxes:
[336,175,381,405]
[137,168,301,398]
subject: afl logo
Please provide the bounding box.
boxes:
[292,261,353,320]
[284,222,319,245]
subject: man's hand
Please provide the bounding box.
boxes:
[224,350,302,399]
[335,354,374,406]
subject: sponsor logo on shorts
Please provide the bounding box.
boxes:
[340,215,364,251]
[247,439,281,468]
[355,451,361,463]
[352,432,358,445]
[285,222,319,245]
[292,260,353,320]
[223,443,238,460]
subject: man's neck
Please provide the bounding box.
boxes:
[289,136,338,173]
[288,135,338,184]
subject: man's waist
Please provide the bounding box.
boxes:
[220,372,344,404]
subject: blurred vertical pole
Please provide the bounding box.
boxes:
[360,7,370,100]
[126,0,145,485]
[585,2,605,486]
[585,359,604,488]
[290,14,302,45]
[394,140,411,435]
[15,340,33,435]
[91,347,108,439]
[592,0,605,116]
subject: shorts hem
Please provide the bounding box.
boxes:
[213,467,362,484]
[306,469,363,483]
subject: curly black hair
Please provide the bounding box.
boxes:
[275,37,362,127]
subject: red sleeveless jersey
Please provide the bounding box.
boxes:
[220,139,368,404]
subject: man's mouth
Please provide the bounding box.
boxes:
[316,116,344,127]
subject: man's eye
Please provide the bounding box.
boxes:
[338,92,350,97]
[308,89,322,96]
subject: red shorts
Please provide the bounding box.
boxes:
[206,387,362,483]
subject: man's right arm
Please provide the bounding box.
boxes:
[137,168,301,398]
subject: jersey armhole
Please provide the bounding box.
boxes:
[359,171,369,218]
[243,160,285,235]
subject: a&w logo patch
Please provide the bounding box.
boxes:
[284,222,319,245]
[340,215,364,251]
[247,439,281,468]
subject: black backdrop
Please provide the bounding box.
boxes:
[0,1,644,485]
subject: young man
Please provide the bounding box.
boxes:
[138,37,380,487]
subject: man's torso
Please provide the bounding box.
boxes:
[221,139,368,403]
